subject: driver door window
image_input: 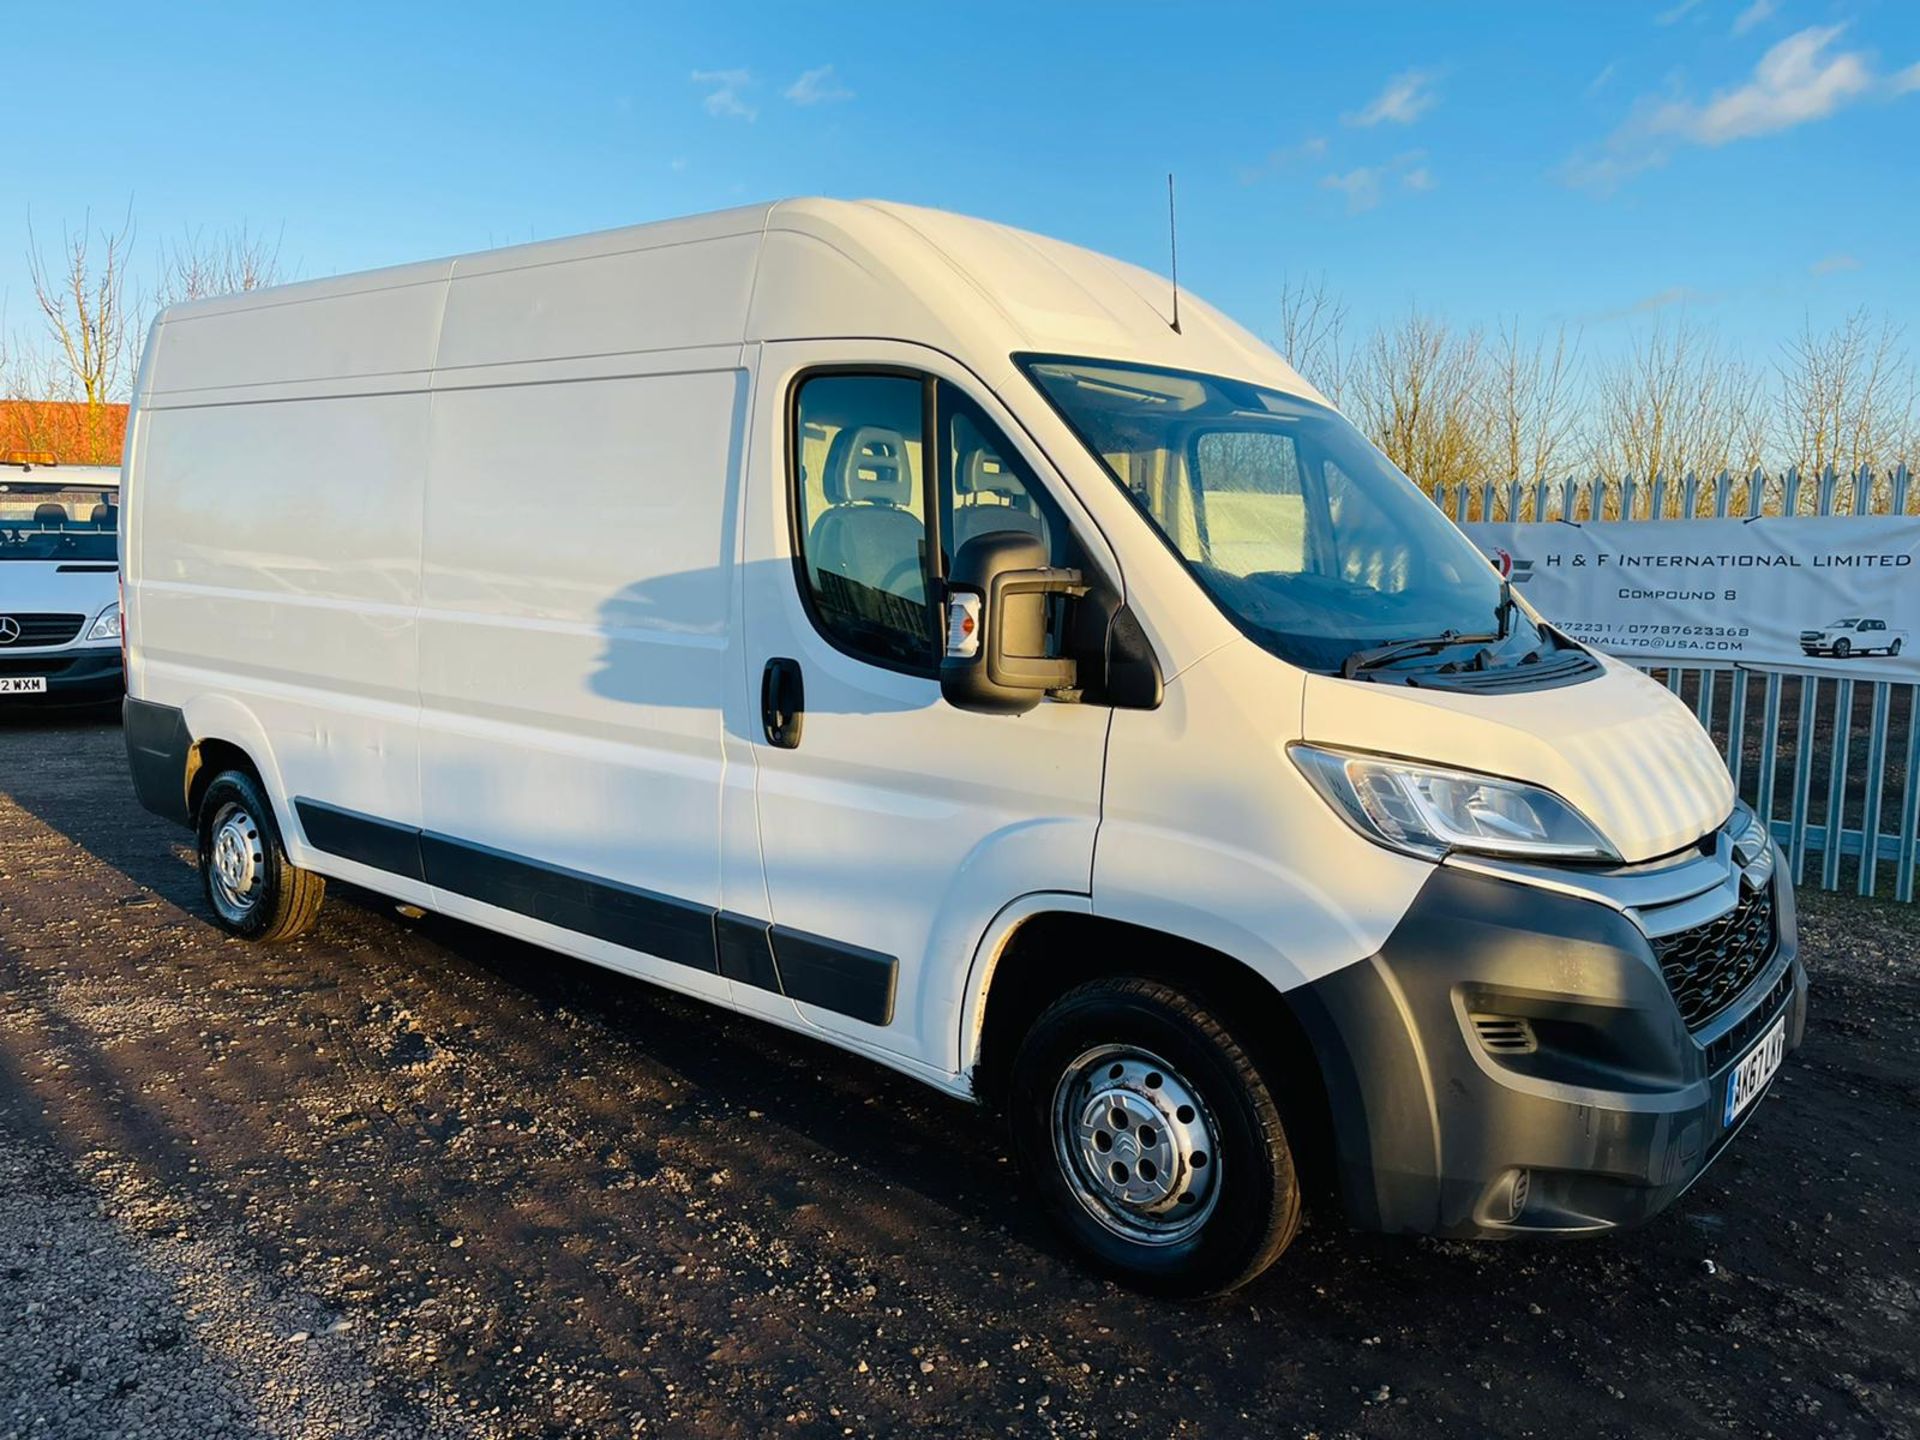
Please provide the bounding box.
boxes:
[792,372,1076,674]
[792,373,933,671]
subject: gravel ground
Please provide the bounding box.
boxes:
[1,710,1916,1439]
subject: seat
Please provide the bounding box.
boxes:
[809,425,927,601]
[950,449,1046,556]
[32,502,66,530]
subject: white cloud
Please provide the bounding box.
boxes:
[1656,0,1707,25]
[1343,69,1440,127]
[1321,167,1385,212]
[1586,286,1711,323]
[1587,62,1619,98]
[1731,0,1777,36]
[1319,152,1434,212]
[1565,25,1919,190]
[785,65,854,106]
[1239,134,1327,184]
[1648,24,1872,143]
[1811,253,1860,275]
[691,68,756,121]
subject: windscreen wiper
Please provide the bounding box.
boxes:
[1341,629,1495,678]
[1341,581,1515,679]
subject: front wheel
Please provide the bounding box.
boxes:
[1891,639,1903,657]
[1834,637,1852,657]
[196,769,326,942]
[1007,977,1302,1297]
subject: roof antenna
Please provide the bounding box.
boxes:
[1165,172,1182,334]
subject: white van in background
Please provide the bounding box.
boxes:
[120,200,1804,1295]
[0,464,124,704]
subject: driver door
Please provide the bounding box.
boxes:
[732,340,1114,1073]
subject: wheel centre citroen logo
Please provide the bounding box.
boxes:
[0,617,21,644]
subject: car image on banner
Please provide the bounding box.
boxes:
[1800,617,1906,658]
[1464,515,1920,681]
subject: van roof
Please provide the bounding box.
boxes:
[142,199,1317,406]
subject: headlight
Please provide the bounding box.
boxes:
[1290,744,1619,862]
[86,602,121,642]
[1731,806,1775,890]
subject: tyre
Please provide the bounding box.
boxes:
[196,769,325,942]
[1834,638,1851,657]
[1007,977,1302,1297]
[1891,639,1903,657]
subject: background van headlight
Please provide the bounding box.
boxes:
[1290,744,1619,862]
[86,602,122,642]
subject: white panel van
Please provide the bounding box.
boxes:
[121,200,1805,1294]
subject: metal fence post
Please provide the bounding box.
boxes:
[1860,683,1892,895]
[1822,678,1854,890]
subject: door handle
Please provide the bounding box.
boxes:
[761,657,804,749]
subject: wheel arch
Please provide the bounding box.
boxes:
[177,695,291,834]
[965,908,1340,1212]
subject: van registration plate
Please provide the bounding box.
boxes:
[0,677,47,694]
[1724,1016,1786,1126]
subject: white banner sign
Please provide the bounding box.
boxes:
[1462,516,1920,680]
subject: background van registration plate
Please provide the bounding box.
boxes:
[0,677,48,694]
[1725,1016,1787,1125]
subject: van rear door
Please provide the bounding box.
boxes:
[735,341,1112,1071]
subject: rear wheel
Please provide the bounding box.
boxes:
[196,770,325,941]
[1891,639,1903,656]
[1008,976,1302,1297]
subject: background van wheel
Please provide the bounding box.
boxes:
[196,770,325,942]
[1008,977,1301,1297]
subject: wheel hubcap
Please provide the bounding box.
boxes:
[208,804,264,921]
[1052,1045,1221,1245]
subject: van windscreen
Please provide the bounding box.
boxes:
[0,485,120,563]
[1021,356,1539,674]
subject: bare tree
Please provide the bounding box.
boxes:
[1776,309,1915,504]
[153,223,285,310]
[1275,274,1350,405]
[1345,308,1490,505]
[26,208,135,463]
[1483,319,1582,503]
[1585,318,1767,515]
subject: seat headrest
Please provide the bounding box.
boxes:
[958,450,1024,501]
[823,426,915,507]
[32,503,66,529]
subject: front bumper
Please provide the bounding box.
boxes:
[0,648,125,705]
[1292,842,1804,1238]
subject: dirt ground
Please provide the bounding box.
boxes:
[1,711,1915,1439]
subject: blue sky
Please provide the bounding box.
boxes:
[3,0,1916,368]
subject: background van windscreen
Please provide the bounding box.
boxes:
[0,486,120,562]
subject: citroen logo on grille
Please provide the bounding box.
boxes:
[0,617,20,645]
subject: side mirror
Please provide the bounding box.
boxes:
[940,532,1087,714]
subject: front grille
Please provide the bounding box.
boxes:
[1654,885,1777,1030]
[0,612,85,647]
[1703,966,1796,1072]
